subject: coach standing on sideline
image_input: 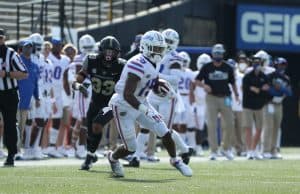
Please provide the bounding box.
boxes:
[195,44,239,161]
[0,29,28,166]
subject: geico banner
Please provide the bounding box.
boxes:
[236,4,300,52]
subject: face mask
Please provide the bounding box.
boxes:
[253,63,262,72]
[238,63,247,72]
[277,68,285,74]
[213,57,223,63]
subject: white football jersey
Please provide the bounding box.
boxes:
[157,50,184,88]
[48,53,70,97]
[115,53,159,103]
[31,54,54,97]
[178,68,197,95]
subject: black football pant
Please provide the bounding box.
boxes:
[0,89,19,156]
[86,102,114,153]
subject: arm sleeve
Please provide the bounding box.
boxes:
[33,65,39,100]
[196,67,205,81]
[78,57,89,78]
[228,67,235,85]
[11,52,27,72]
[242,75,250,93]
[126,60,144,79]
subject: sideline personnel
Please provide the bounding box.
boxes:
[0,29,28,166]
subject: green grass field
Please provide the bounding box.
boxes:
[1,148,300,194]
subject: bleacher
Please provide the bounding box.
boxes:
[0,0,152,44]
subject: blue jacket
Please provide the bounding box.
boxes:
[18,55,39,109]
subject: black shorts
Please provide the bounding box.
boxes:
[92,107,114,126]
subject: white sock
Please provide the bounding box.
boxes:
[33,127,43,148]
[49,128,59,145]
[186,131,196,149]
[134,132,149,160]
[24,125,32,148]
[171,130,189,153]
[179,132,187,144]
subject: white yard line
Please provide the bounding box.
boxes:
[1,153,300,167]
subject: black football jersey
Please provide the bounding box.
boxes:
[82,54,125,106]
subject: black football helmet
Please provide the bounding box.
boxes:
[98,36,121,62]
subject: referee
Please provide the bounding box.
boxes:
[0,29,28,166]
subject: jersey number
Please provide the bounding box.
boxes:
[53,66,62,80]
[178,77,191,90]
[91,77,115,96]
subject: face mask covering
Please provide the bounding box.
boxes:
[253,64,262,72]
[277,68,285,74]
[214,57,223,63]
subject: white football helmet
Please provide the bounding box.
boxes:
[140,30,166,64]
[178,51,191,69]
[162,28,179,52]
[29,33,43,54]
[197,53,212,70]
[79,34,96,54]
[254,50,270,67]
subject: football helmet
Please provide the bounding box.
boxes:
[274,57,288,74]
[98,36,121,62]
[162,28,179,52]
[79,34,96,54]
[178,51,191,69]
[196,53,212,70]
[140,30,166,64]
[29,33,43,54]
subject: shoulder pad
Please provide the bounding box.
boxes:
[118,58,127,66]
[88,54,98,59]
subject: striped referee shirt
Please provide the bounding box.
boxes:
[0,47,27,90]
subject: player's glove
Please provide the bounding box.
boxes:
[72,82,88,98]
[138,104,162,123]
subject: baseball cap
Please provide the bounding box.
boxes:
[0,28,5,37]
[51,38,62,45]
[19,39,33,47]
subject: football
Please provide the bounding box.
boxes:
[153,78,170,97]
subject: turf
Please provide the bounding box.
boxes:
[1,151,300,194]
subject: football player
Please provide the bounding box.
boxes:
[129,29,192,167]
[46,38,71,158]
[107,30,192,177]
[190,53,212,156]
[28,33,56,159]
[74,36,125,170]
[173,51,197,150]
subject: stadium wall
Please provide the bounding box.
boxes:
[80,0,300,146]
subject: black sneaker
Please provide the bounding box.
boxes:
[4,155,14,167]
[124,157,140,168]
[180,147,193,165]
[80,153,98,170]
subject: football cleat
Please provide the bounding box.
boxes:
[108,151,124,177]
[124,157,140,168]
[80,153,98,170]
[171,159,192,177]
